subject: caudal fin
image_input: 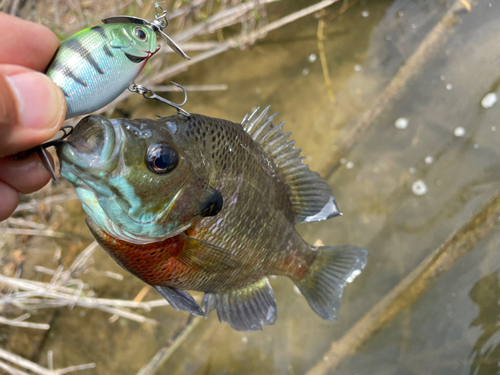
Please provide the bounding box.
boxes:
[294,245,368,321]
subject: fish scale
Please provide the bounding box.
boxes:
[57,108,368,331]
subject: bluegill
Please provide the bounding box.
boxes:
[46,23,159,119]
[56,108,368,331]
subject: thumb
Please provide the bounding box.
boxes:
[0,65,66,157]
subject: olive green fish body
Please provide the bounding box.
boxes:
[46,24,158,119]
[57,109,368,330]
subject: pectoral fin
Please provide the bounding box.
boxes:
[154,286,205,316]
[176,234,241,271]
[201,277,277,331]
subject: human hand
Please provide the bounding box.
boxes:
[0,12,66,221]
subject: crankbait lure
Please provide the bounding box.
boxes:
[47,2,190,119]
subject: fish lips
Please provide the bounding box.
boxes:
[57,115,120,171]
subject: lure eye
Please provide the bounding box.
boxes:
[146,143,178,174]
[134,27,148,42]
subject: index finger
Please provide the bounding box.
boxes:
[0,12,60,72]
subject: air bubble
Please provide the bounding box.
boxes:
[308,54,317,63]
[424,156,434,164]
[346,161,354,169]
[412,180,428,196]
[354,65,362,72]
[481,93,497,109]
[395,117,409,129]
[454,127,465,137]
[446,84,453,90]
[361,10,369,17]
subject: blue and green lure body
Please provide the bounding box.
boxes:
[46,23,159,119]
[45,4,189,120]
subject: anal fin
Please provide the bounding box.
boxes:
[201,278,277,331]
[155,286,205,316]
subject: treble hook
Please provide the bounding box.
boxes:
[14,126,74,184]
[128,81,190,117]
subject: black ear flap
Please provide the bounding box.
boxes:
[199,187,223,217]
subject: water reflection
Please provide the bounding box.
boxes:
[469,269,500,375]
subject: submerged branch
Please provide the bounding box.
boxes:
[14,193,78,213]
[0,348,95,375]
[0,228,66,238]
[0,316,50,330]
[136,315,203,375]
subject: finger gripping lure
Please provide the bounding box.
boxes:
[45,3,190,119]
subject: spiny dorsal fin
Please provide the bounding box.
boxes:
[241,106,341,223]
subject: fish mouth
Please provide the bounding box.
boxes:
[56,116,182,243]
[57,115,120,171]
[124,52,148,63]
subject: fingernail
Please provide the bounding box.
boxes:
[6,72,65,131]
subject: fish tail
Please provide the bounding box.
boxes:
[294,245,368,321]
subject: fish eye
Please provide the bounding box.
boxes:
[146,142,178,174]
[134,27,148,42]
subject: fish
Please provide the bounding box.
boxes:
[46,23,159,119]
[56,107,368,331]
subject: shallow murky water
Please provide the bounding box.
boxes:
[4,0,500,374]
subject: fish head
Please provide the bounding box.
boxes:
[109,24,159,62]
[57,115,218,244]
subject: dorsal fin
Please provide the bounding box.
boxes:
[241,106,341,223]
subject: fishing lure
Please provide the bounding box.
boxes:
[47,2,190,119]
